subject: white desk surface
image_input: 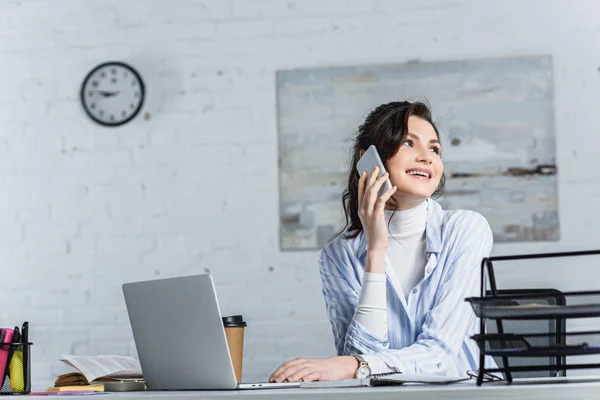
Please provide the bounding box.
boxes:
[31,376,600,400]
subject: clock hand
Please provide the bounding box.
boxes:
[90,90,120,98]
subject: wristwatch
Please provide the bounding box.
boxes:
[353,355,372,379]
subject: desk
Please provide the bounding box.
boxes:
[31,377,600,400]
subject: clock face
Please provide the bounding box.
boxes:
[80,62,145,127]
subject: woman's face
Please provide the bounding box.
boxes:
[386,116,444,209]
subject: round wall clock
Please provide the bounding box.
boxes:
[80,61,145,127]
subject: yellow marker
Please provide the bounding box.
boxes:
[9,349,24,392]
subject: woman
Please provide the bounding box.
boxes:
[270,101,495,383]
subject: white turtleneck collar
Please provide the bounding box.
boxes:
[383,200,427,239]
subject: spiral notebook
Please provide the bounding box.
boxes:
[300,372,470,388]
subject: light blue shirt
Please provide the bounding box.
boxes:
[319,198,496,376]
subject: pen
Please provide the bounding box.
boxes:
[21,322,28,344]
[21,322,29,393]
[9,327,23,392]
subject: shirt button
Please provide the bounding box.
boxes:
[412,288,418,294]
[437,363,442,369]
[426,268,431,274]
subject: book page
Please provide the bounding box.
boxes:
[60,355,143,383]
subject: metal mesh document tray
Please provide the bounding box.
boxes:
[466,291,600,320]
[469,250,600,386]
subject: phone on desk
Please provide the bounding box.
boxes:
[356,145,393,197]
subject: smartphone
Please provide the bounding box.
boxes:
[356,145,393,197]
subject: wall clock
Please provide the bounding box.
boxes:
[80,61,145,127]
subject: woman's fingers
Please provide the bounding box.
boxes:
[359,166,379,212]
[367,166,380,187]
[269,358,304,382]
[374,186,398,213]
[286,366,313,383]
[372,172,390,193]
[364,172,389,214]
[274,362,309,383]
[270,366,294,383]
[301,372,321,382]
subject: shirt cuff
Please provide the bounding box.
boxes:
[361,355,394,375]
[344,318,390,354]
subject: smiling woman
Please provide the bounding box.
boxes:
[270,101,497,383]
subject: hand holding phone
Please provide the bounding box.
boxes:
[356,145,393,197]
[355,145,397,257]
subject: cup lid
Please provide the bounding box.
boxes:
[222,315,247,327]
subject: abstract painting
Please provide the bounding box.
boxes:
[277,55,558,251]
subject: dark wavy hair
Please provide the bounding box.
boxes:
[339,101,446,239]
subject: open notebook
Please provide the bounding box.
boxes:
[300,373,470,388]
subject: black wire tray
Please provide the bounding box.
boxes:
[471,250,600,386]
[466,291,600,320]
[472,331,600,357]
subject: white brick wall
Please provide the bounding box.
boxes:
[1,0,600,388]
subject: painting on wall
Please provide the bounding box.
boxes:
[277,55,558,251]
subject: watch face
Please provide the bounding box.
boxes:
[356,365,371,379]
[80,62,145,127]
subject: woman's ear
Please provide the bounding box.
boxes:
[359,149,365,158]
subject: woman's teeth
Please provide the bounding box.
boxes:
[407,171,430,178]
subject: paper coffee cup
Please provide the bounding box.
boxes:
[222,315,247,382]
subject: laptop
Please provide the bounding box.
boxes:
[122,274,301,390]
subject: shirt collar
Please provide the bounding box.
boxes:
[356,198,443,257]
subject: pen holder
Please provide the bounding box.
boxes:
[0,342,32,395]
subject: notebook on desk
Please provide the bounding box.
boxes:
[300,373,470,388]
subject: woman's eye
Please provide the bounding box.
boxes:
[403,140,413,147]
[430,147,441,154]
